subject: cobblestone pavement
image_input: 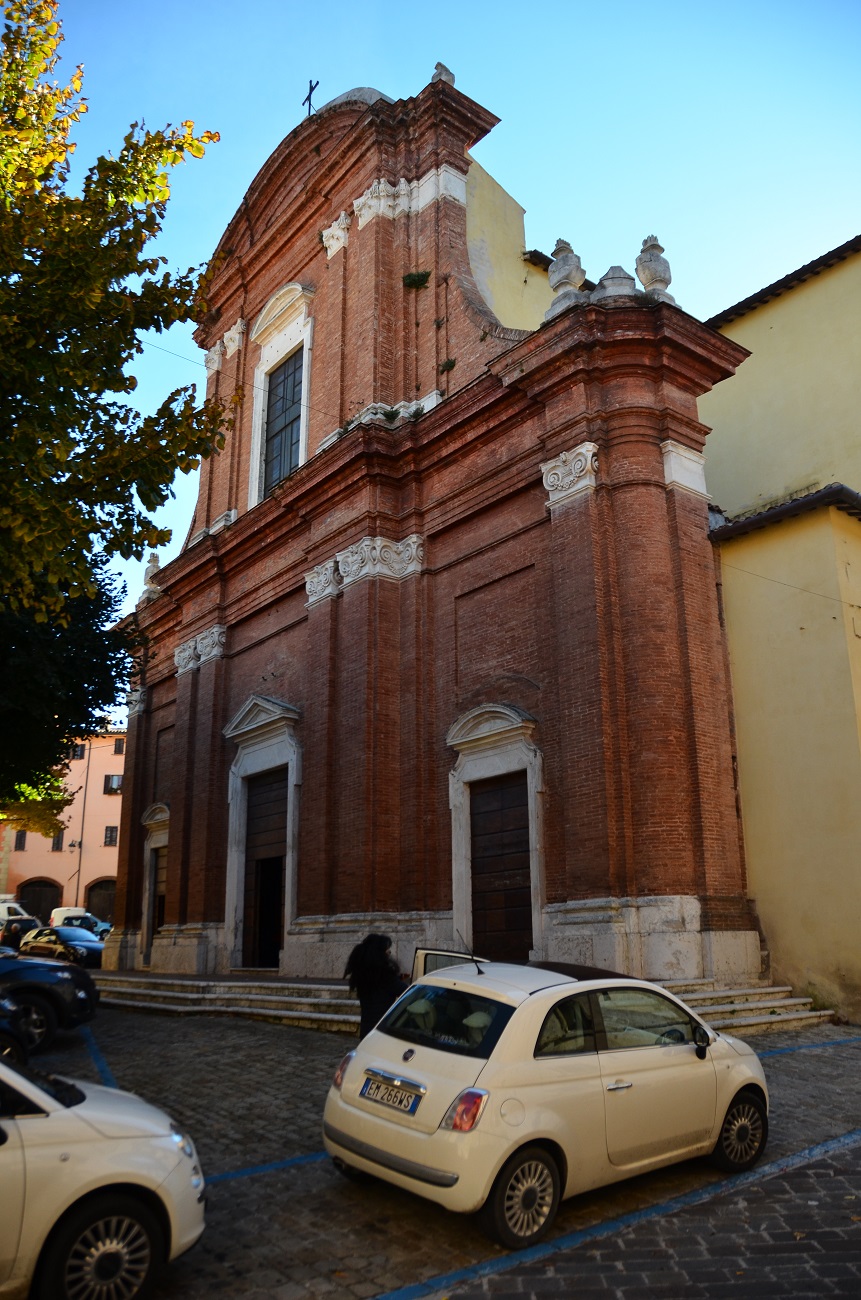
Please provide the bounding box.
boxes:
[38,1012,861,1300]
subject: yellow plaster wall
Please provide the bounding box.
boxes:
[701,250,861,516]
[465,159,551,331]
[721,510,861,1020]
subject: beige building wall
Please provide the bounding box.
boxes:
[466,158,551,330]
[700,249,861,516]
[720,509,861,1021]
[1,730,125,921]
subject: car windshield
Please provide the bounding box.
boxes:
[1,1057,85,1109]
[54,927,100,942]
[378,983,514,1058]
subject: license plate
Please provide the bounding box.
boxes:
[360,1076,421,1114]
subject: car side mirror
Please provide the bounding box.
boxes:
[694,1024,710,1060]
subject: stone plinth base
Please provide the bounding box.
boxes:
[281,911,454,980]
[543,896,762,982]
[102,924,227,974]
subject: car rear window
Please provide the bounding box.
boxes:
[378,984,514,1058]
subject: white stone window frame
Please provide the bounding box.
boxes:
[139,802,169,963]
[447,704,546,957]
[223,696,302,970]
[248,284,315,510]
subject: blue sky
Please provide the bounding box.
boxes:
[54,0,861,613]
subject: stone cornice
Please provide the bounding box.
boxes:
[489,300,750,405]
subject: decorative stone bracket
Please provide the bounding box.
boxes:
[353,166,467,230]
[305,535,424,606]
[541,443,599,508]
[321,211,352,258]
[127,687,147,717]
[661,440,708,499]
[174,625,227,676]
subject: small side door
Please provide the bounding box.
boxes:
[595,986,717,1168]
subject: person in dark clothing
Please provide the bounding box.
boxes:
[0,922,22,950]
[344,932,405,1038]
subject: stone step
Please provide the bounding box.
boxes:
[97,994,359,1034]
[94,971,833,1038]
[710,1007,835,1034]
[675,985,795,1006]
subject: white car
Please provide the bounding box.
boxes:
[0,1058,205,1299]
[323,961,769,1248]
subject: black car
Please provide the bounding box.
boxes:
[0,994,28,1065]
[19,925,105,969]
[0,947,99,1050]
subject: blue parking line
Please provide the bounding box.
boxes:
[374,1127,861,1300]
[203,1033,861,1189]
[207,1151,329,1184]
[80,1025,118,1088]
[758,1034,861,1057]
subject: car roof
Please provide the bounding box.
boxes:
[421,962,667,1005]
[421,961,581,1003]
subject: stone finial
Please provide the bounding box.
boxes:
[635,235,675,303]
[432,62,455,85]
[592,265,637,300]
[137,551,162,605]
[545,239,590,321]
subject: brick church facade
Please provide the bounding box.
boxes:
[108,69,761,983]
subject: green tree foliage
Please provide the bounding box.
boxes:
[0,554,134,830]
[0,0,225,620]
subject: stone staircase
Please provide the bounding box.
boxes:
[93,969,834,1037]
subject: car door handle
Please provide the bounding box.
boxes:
[606,1081,633,1091]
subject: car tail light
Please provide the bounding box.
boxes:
[440,1088,489,1132]
[332,1051,355,1090]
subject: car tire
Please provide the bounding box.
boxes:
[13,993,57,1052]
[0,1029,27,1067]
[710,1088,768,1172]
[33,1192,165,1300]
[479,1144,561,1249]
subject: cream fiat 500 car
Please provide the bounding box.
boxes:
[0,1057,205,1299]
[324,962,769,1248]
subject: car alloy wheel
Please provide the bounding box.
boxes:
[35,1193,164,1300]
[480,1144,561,1249]
[14,993,57,1052]
[711,1089,768,1172]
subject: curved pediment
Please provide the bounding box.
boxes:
[250,283,315,346]
[446,703,536,752]
[141,802,170,830]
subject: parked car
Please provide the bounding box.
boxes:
[0,1055,205,1299]
[19,925,105,969]
[0,898,37,925]
[0,996,28,1067]
[324,961,769,1248]
[48,907,112,938]
[0,948,99,1051]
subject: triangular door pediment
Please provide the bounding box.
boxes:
[223,695,301,742]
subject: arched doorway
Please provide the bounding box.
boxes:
[86,878,116,923]
[18,878,61,924]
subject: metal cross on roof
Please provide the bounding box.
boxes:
[302,79,320,117]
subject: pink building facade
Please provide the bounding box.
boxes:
[0,730,126,923]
